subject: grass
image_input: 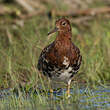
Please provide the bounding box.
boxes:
[1,15,110,88]
[0,85,110,110]
[0,1,110,110]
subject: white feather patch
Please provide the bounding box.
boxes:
[59,67,72,80]
[63,56,69,67]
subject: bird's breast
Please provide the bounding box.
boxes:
[51,66,75,83]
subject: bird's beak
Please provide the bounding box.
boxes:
[48,27,58,35]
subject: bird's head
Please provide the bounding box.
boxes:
[48,18,71,35]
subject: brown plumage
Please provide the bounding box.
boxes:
[37,18,82,96]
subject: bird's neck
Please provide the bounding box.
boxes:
[55,31,72,48]
[56,31,72,41]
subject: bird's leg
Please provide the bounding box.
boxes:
[50,88,53,93]
[48,78,54,99]
[66,79,71,97]
[48,78,53,93]
[67,84,70,96]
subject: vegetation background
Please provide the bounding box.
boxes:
[0,0,110,110]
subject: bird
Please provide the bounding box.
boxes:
[37,18,82,96]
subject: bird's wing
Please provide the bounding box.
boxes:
[37,42,55,71]
[70,43,82,73]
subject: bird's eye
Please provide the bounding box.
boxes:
[62,22,66,26]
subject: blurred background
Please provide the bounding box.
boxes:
[0,0,110,89]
